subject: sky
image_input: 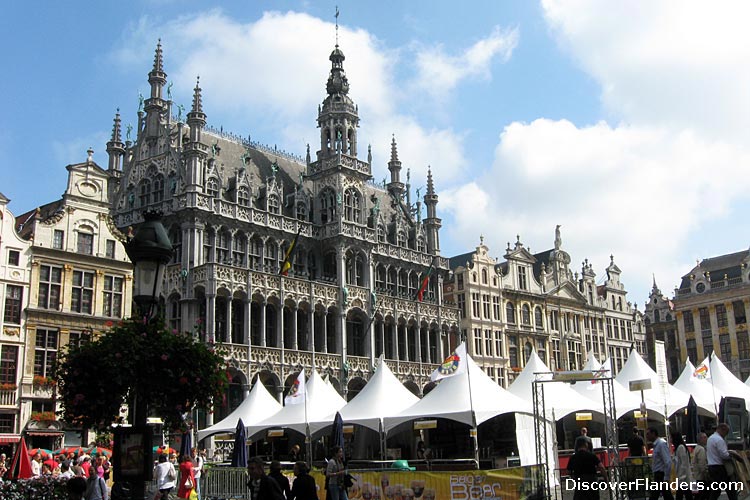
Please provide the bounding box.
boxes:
[2,0,750,307]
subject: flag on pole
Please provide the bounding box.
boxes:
[285,370,306,405]
[279,227,302,276]
[430,342,468,381]
[416,257,436,302]
[694,358,710,379]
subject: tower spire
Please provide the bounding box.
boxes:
[106,108,125,173]
[144,39,167,138]
[387,135,404,195]
[423,165,441,254]
[191,76,203,113]
[335,6,340,47]
[153,38,164,73]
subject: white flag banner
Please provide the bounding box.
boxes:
[285,369,306,405]
[430,342,468,382]
[694,357,711,380]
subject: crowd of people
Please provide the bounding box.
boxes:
[566,423,744,500]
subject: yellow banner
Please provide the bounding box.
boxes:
[307,465,543,500]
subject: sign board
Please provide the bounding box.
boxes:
[414,420,438,430]
[267,429,284,438]
[629,378,652,392]
[575,412,593,421]
[343,425,354,435]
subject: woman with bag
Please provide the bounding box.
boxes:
[177,455,196,499]
[154,454,177,499]
[673,432,693,500]
[84,464,108,500]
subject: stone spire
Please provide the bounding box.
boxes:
[185,76,207,190]
[191,76,204,114]
[317,36,359,159]
[144,39,168,138]
[423,166,441,254]
[106,109,125,172]
[387,135,404,197]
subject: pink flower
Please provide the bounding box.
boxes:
[105,320,114,327]
[160,354,169,361]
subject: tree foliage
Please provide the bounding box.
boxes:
[56,318,228,431]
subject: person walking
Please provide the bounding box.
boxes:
[673,432,693,500]
[289,461,317,500]
[84,464,108,500]
[247,457,285,500]
[628,428,646,457]
[646,427,674,500]
[567,439,607,500]
[177,455,196,499]
[692,433,708,500]
[707,423,738,500]
[191,447,204,500]
[154,454,177,500]
[268,460,291,499]
[326,446,348,500]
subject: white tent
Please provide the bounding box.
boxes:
[508,350,599,419]
[709,354,750,409]
[672,358,721,415]
[571,354,641,419]
[383,354,531,432]
[745,374,750,387]
[309,356,419,435]
[615,349,689,417]
[197,378,282,441]
[246,369,347,438]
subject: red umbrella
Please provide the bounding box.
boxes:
[86,446,112,458]
[63,446,86,457]
[28,448,53,459]
[9,439,33,479]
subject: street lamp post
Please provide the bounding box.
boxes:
[116,210,173,500]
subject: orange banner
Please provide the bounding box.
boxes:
[305,465,543,500]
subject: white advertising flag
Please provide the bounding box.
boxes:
[284,369,306,405]
[430,342,468,382]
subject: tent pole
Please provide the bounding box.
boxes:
[379,420,386,461]
[466,352,479,468]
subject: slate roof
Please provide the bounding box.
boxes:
[678,249,749,289]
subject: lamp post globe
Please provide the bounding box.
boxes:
[125,210,174,319]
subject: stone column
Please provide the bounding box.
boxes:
[225,298,232,343]
[206,294,216,342]
[243,299,251,345]
[322,311,328,353]
[290,304,298,350]
[259,299,267,347]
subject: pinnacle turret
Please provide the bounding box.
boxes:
[153,38,164,73]
[111,109,122,143]
[106,109,125,172]
[426,167,435,196]
[192,76,203,113]
[387,135,403,191]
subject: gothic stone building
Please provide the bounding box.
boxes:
[667,250,750,381]
[108,42,459,426]
[445,230,646,388]
[643,279,680,382]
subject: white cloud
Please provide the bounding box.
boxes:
[411,26,519,102]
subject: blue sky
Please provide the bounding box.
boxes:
[2,1,749,306]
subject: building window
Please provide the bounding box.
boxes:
[720,334,731,360]
[77,231,94,255]
[482,294,490,319]
[522,304,531,325]
[518,266,527,290]
[683,310,695,333]
[267,194,280,214]
[296,202,307,221]
[237,186,250,207]
[0,414,14,434]
[396,231,407,247]
[344,188,361,223]
[152,175,164,203]
[716,304,728,328]
[170,227,182,265]
[506,302,516,324]
[319,189,336,224]
[481,269,488,284]
[492,296,501,320]
[139,179,151,206]
[457,274,464,291]
[103,275,123,317]
[738,331,750,360]
[263,240,278,271]
[105,239,116,258]
[509,336,518,368]
[473,328,482,355]
[686,339,697,363]
[232,233,247,267]
[471,293,480,318]
[206,177,219,198]
[734,300,747,325]
[457,294,466,319]
[495,331,503,358]
[169,297,181,332]
[216,230,230,264]
[699,307,711,333]
[484,329,492,355]
[38,265,62,310]
[249,237,262,270]
[535,307,544,329]
[203,230,214,263]
[7,250,19,266]
[4,285,22,324]
[71,270,94,314]
[34,328,58,377]
[69,330,91,350]
[53,230,64,250]
[0,345,18,385]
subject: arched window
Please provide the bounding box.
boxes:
[249,236,263,270]
[170,226,182,265]
[216,229,231,263]
[534,306,544,329]
[323,252,337,280]
[152,174,164,203]
[206,177,219,198]
[168,173,178,197]
[396,230,407,247]
[139,178,151,206]
[398,270,408,296]
[506,302,516,324]
[375,265,386,290]
[408,272,419,298]
[482,269,488,284]
[377,223,386,243]
[264,240,278,271]
[654,310,661,323]
[233,232,247,267]
[346,251,364,286]
[237,186,250,207]
[76,226,94,255]
[296,202,307,221]
[203,229,214,263]
[522,304,531,325]
[416,237,426,253]
[387,268,397,293]
[319,189,336,224]
[267,194,280,214]
[344,188,361,223]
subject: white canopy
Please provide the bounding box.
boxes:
[709,354,750,409]
[383,354,531,432]
[246,369,347,438]
[746,374,750,387]
[571,354,642,419]
[672,358,721,415]
[508,350,599,419]
[615,349,689,417]
[309,356,419,435]
[197,378,282,441]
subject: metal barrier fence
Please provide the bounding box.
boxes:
[202,467,248,500]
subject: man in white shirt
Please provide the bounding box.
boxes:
[191,447,204,500]
[646,427,674,500]
[707,423,737,500]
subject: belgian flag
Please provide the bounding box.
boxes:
[279,227,302,276]
[416,256,436,302]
